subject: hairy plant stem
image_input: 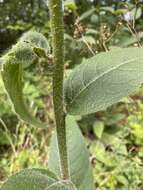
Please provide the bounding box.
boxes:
[49,0,69,180]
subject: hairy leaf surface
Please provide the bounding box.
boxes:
[64,47,143,115]
[0,32,49,128]
[49,116,94,190]
[0,169,76,190]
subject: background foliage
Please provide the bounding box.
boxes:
[1,0,143,189]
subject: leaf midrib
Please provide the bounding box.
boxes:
[69,56,143,107]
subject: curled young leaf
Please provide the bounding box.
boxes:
[0,31,49,128]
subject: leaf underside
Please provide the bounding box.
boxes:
[48,116,95,190]
[0,169,76,190]
[64,47,143,115]
[0,31,49,128]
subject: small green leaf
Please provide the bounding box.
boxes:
[79,8,95,21]
[93,121,104,139]
[118,32,143,47]
[64,47,143,115]
[0,169,76,190]
[130,7,142,20]
[91,142,118,167]
[48,116,94,190]
[0,32,49,128]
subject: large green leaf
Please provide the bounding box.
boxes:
[64,47,143,115]
[0,31,49,128]
[0,169,76,190]
[48,116,94,190]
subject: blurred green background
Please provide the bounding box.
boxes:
[1,0,143,189]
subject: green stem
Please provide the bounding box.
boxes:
[49,0,69,180]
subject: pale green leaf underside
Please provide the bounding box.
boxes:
[0,169,76,190]
[48,116,94,190]
[64,47,143,115]
[0,32,49,128]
